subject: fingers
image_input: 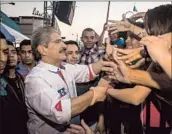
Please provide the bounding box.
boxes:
[102,61,116,67]
[105,25,118,35]
[70,124,84,130]
[108,75,118,81]
[81,119,91,131]
[129,58,145,69]
[117,54,130,60]
[140,36,157,45]
[114,56,125,66]
[67,124,85,134]
[105,40,113,57]
[114,48,129,55]
[114,48,134,55]
[105,23,117,29]
[141,36,169,48]
[66,128,80,134]
[102,61,117,74]
[102,67,114,73]
[130,12,146,19]
[116,50,142,64]
[125,54,141,64]
[112,48,118,60]
[110,29,119,35]
[140,40,152,47]
[107,24,118,29]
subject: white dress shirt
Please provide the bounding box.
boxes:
[25,61,96,134]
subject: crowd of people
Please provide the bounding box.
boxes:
[0,3,172,134]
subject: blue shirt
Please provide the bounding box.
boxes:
[111,39,125,48]
[16,62,30,78]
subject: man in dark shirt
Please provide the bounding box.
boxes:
[0,33,28,134]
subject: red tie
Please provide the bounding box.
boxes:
[57,69,66,83]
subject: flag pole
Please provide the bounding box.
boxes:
[106,1,111,23]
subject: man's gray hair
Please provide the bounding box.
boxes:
[31,26,59,61]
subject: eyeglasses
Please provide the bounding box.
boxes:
[49,39,62,44]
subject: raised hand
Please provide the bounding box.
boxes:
[130,12,146,21]
[67,119,95,134]
[67,124,86,134]
[81,119,95,134]
[116,47,143,65]
[140,36,171,62]
[94,114,105,134]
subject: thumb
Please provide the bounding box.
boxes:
[81,119,90,130]
[112,48,125,66]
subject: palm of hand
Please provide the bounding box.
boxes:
[114,62,131,84]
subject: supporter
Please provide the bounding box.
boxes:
[64,40,80,64]
[101,4,172,134]
[16,39,35,78]
[80,28,105,65]
[0,32,28,134]
[0,32,7,74]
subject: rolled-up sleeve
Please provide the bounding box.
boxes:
[66,64,97,83]
[25,76,71,124]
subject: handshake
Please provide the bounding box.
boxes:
[89,78,113,106]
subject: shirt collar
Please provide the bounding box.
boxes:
[16,62,29,71]
[38,61,65,73]
[82,44,98,54]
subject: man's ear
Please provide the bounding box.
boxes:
[37,45,47,56]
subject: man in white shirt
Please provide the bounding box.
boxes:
[25,26,107,134]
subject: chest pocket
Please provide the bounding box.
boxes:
[60,71,77,98]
